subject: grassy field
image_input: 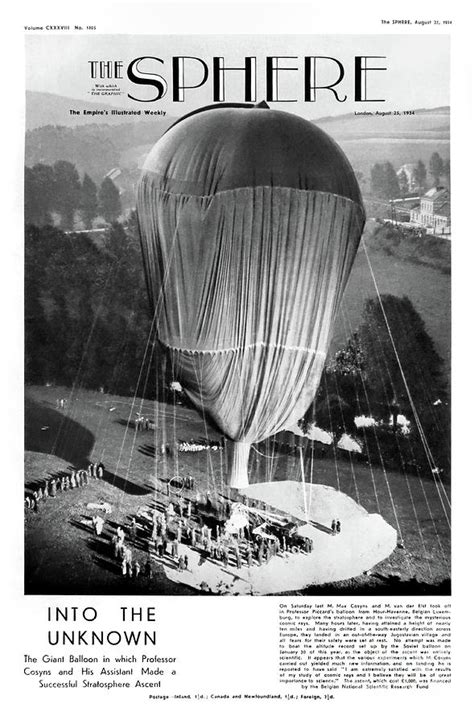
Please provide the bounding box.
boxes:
[24,385,451,596]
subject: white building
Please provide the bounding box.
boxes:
[410,186,450,235]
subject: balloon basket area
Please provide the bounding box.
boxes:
[163,480,397,595]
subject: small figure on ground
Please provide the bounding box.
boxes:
[113,534,122,559]
[144,557,152,579]
[124,547,133,578]
[93,515,105,536]
[246,546,253,567]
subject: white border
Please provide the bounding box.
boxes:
[2,1,472,720]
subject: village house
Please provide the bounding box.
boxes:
[409,186,450,235]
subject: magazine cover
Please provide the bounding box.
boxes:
[3,0,472,719]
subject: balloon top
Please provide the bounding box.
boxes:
[141,104,364,206]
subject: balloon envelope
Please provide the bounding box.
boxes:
[137,105,365,486]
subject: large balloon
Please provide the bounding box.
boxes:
[137,103,365,488]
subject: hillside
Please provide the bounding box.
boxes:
[25,93,450,183]
[314,108,450,181]
[25,116,175,182]
[314,106,449,138]
[25,91,133,130]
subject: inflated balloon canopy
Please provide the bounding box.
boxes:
[137,103,365,488]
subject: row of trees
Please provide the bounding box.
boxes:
[369,153,450,199]
[369,162,401,199]
[25,161,121,230]
[25,124,119,180]
[25,217,159,397]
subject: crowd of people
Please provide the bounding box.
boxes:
[86,485,318,589]
[178,439,223,453]
[135,414,152,432]
[26,452,339,592]
[25,461,105,511]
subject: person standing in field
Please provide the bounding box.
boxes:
[144,557,152,579]
[247,545,253,567]
[93,516,104,536]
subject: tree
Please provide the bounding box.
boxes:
[24,164,56,226]
[370,163,384,196]
[413,160,427,190]
[80,174,98,229]
[429,152,444,186]
[398,169,409,195]
[305,295,450,478]
[25,270,51,382]
[358,295,449,477]
[370,162,400,199]
[356,295,446,410]
[24,220,177,400]
[326,333,366,378]
[298,334,367,437]
[53,160,81,229]
[99,177,121,223]
[382,162,400,199]
[48,295,74,384]
[443,158,450,186]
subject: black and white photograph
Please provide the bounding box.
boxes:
[5,0,474,718]
[23,31,452,597]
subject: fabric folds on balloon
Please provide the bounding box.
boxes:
[137,106,365,488]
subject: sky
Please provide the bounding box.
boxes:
[25,34,450,119]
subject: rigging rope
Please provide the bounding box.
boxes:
[361,238,451,522]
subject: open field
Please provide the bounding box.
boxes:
[25,385,451,595]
